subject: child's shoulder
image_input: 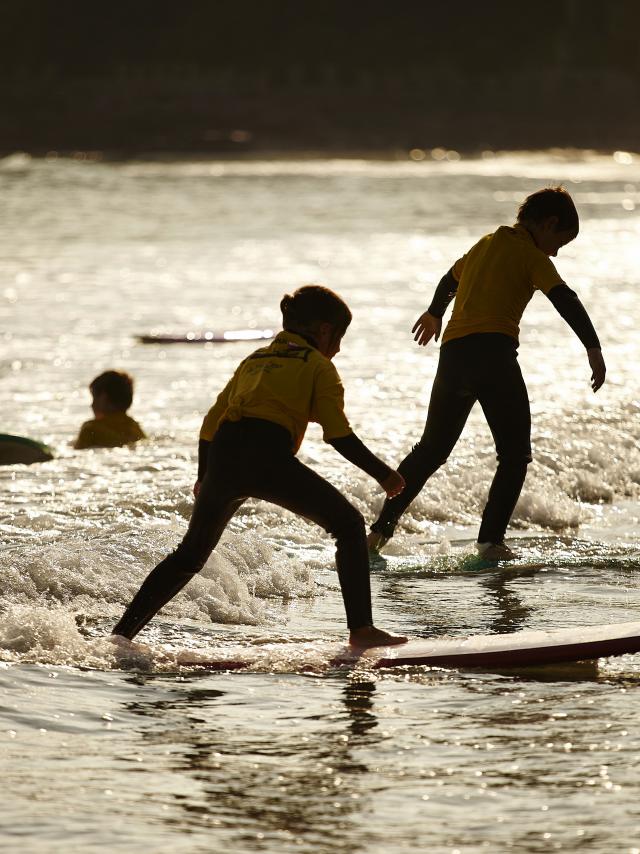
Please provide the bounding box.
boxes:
[73,417,100,449]
[255,332,328,366]
[78,416,99,432]
[496,223,540,251]
[112,412,146,438]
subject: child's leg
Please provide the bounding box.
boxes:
[112,475,245,639]
[252,456,380,632]
[371,358,475,541]
[477,357,531,545]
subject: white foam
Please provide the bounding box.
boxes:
[0,604,113,668]
[0,603,343,674]
[0,528,318,634]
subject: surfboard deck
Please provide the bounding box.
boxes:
[137,328,275,344]
[157,620,640,673]
[457,553,549,574]
[370,541,552,576]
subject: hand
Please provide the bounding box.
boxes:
[380,470,405,498]
[412,311,441,346]
[193,480,201,498]
[587,348,606,392]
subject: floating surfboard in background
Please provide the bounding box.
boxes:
[137,328,275,345]
[0,433,54,465]
[142,620,640,673]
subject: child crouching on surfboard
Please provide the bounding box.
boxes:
[368,186,606,561]
[112,285,408,648]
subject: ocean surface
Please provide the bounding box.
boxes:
[1,149,640,853]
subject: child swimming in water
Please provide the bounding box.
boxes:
[74,370,146,449]
[112,285,407,648]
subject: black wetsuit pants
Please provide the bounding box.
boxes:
[371,333,532,544]
[112,418,373,640]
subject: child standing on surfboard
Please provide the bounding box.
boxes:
[368,186,606,561]
[113,285,407,648]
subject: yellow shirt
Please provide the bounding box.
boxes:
[74,413,146,449]
[200,331,351,452]
[442,223,564,344]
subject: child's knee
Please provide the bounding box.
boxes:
[409,438,449,470]
[496,449,532,471]
[329,504,365,541]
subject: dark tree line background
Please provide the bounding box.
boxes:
[1,0,639,154]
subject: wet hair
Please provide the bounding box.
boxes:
[90,370,135,410]
[517,186,579,233]
[280,285,352,338]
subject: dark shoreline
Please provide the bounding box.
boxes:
[2,146,637,164]
[3,65,639,161]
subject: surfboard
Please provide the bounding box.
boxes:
[158,620,640,673]
[0,433,54,465]
[457,553,548,574]
[370,551,548,577]
[137,328,275,344]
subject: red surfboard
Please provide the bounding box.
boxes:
[157,621,640,673]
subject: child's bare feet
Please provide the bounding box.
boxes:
[349,625,408,648]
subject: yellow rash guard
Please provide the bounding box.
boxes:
[443,223,564,344]
[74,413,146,449]
[200,331,352,452]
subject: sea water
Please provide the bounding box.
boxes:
[1,150,640,853]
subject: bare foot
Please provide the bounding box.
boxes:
[108,634,150,653]
[108,633,133,646]
[349,625,408,648]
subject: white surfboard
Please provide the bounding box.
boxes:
[163,620,640,672]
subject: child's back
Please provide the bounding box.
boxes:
[200,331,348,454]
[444,224,565,343]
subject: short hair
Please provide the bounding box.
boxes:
[280,285,352,337]
[90,370,134,410]
[517,186,579,232]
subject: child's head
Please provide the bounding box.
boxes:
[280,285,352,358]
[517,186,579,257]
[89,370,135,417]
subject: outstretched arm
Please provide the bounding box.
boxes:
[546,284,606,392]
[329,433,405,497]
[412,268,458,346]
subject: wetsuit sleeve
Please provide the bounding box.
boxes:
[311,361,352,441]
[197,439,211,480]
[546,284,601,350]
[427,267,459,318]
[328,433,393,482]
